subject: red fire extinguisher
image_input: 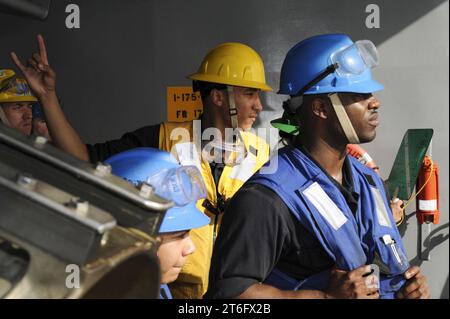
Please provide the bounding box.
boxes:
[416,155,440,224]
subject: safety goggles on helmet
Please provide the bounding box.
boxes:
[146,165,206,206]
[331,40,379,77]
[294,40,379,97]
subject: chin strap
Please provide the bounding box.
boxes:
[328,93,360,144]
[221,86,248,165]
[227,86,239,130]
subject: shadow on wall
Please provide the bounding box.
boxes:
[402,219,449,268]
[343,0,447,46]
[399,215,449,298]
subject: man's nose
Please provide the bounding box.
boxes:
[254,94,263,112]
[23,107,32,120]
[368,96,380,110]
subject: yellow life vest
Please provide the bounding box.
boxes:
[159,120,269,298]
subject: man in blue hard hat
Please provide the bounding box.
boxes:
[206,34,429,299]
[105,147,210,299]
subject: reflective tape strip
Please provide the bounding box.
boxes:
[370,186,392,228]
[175,142,202,174]
[361,152,373,165]
[302,182,348,230]
[419,199,437,211]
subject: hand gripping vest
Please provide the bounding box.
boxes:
[248,146,410,299]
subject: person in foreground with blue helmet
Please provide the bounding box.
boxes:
[105,147,210,299]
[206,34,429,299]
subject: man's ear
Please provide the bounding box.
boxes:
[311,97,328,120]
[210,89,226,107]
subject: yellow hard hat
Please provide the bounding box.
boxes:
[188,42,272,91]
[0,69,16,90]
[0,76,37,103]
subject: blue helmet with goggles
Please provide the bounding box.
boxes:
[278,33,384,96]
[272,34,383,143]
[105,148,210,233]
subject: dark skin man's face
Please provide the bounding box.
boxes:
[337,92,380,143]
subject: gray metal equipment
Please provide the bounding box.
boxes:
[0,0,51,20]
[0,124,171,298]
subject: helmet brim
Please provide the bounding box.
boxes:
[159,202,210,233]
[302,78,384,95]
[0,96,38,103]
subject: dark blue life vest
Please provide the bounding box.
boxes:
[248,146,409,299]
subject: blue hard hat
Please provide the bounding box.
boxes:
[32,102,45,119]
[105,148,210,233]
[278,34,384,96]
